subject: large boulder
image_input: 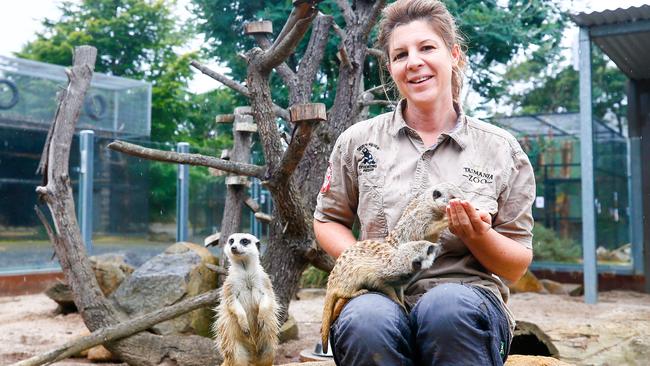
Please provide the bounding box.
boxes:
[110,242,218,337]
[509,270,547,294]
[89,253,136,296]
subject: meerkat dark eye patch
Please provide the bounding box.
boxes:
[240,238,250,246]
[228,238,234,245]
[427,245,435,255]
[412,260,422,271]
[432,190,442,199]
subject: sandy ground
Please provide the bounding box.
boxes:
[1,289,649,366]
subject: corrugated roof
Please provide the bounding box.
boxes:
[493,113,624,141]
[571,5,650,80]
[572,5,650,27]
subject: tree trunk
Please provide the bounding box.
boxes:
[219,111,254,242]
[35,46,222,366]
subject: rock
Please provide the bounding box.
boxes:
[509,270,547,294]
[87,345,119,362]
[279,315,299,343]
[89,253,135,296]
[568,284,584,297]
[505,355,574,365]
[44,282,77,314]
[296,288,326,300]
[596,244,631,263]
[280,361,334,366]
[540,279,569,295]
[511,320,559,359]
[111,242,218,337]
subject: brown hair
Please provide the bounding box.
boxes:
[377,0,467,104]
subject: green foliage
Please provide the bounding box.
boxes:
[191,0,565,105]
[148,160,177,222]
[532,224,581,263]
[449,0,566,101]
[299,266,329,288]
[505,43,627,127]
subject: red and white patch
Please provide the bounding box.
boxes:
[320,162,332,193]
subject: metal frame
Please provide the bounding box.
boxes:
[176,142,190,242]
[579,27,598,304]
[78,130,94,254]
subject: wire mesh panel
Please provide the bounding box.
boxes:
[495,113,631,268]
[0,56,150,138]
[0,56,151,273]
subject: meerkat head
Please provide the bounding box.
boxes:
[386,240,441,285]
[423,182,464,218]
[392,182,463,243]
[224,233,261,263]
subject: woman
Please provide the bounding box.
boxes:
[313,0,536,365]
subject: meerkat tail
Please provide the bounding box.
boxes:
[332,297,349,324]
[321,290,340,354]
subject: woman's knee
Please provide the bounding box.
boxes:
[333,292,409,338]
[411,283,486,334]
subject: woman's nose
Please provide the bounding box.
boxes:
[407,53,424,70]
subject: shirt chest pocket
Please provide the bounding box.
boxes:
[358,172,388,239]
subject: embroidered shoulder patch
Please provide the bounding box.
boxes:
[356,143,380,173]
[320,162,333,193]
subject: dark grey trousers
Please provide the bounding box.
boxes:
[329,283,511,366]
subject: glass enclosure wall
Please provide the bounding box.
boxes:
[495,113,631,269]
[0,56,152,273]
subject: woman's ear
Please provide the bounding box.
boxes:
[451,44,460,66]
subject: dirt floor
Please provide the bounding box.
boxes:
[1,288,649,366]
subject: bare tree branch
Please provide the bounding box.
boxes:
[363,84,386,95]
[253,35,298,86]
[271,4,307,53]
[274,122,318,185]
[107,140,266,179]
[331,18,347,41]
[190,60,250,97]
[335,0,355,25]
[362,0,386,38]
[262,6,317,72]
[367,47,384,59]
[359,99,396,107]
[11,290,221,366]
[296,13,333,90]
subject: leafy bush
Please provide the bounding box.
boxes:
[532,224,581,263]
[299,266,329,288]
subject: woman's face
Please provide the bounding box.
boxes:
[387,19,459,109]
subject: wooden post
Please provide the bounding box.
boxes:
[219,107,257,243]
[244,21,273,36]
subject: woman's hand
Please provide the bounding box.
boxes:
[446,199,491,242]
[445,198,532,282]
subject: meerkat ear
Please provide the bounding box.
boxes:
[256,241,261,251]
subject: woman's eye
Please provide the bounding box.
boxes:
[422,45,435,51]
[392,52,406,61]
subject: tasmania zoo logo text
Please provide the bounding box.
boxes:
[462,167,493,184]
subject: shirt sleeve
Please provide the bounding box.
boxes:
[493,145,536,249]
[313,135,358,228]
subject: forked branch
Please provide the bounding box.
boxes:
[107,140,266,179]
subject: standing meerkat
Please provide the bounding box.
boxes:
[321,182,463,352]
[214,233,279,366]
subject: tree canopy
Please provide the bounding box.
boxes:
[191,0,566,106]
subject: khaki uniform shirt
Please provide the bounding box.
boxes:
[314,100,536,330]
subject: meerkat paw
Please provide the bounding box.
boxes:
[238,319,251,336]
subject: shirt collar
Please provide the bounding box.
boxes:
[388,99,469,150]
